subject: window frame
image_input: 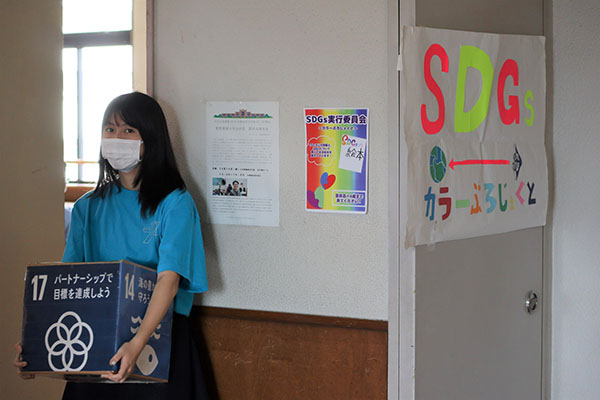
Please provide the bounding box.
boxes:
[64,0,153,199]
[63,30,133,184]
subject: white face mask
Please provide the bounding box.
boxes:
[101,138,143,172]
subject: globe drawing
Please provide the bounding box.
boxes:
[429,146,447,183]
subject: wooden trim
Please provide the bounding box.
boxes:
[132,0,154,95]
[65,160,98,164]
[191,306,388,331]
[190,306,387,399]
[133,0,147,93]
[65,184,94,202]
[146,0,154,96]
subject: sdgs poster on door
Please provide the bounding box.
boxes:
[400,27,547,247]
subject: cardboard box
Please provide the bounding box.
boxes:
[20,260,173,382]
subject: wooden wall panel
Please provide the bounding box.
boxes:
[190,307,387,400]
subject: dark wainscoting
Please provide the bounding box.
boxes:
[189,306,387,400]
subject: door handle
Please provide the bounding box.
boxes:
[525,291,539,314]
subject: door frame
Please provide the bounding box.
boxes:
[388,0,415,399]
[542,0,553,398]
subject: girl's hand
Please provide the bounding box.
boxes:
[101,338,145,383]
[14,342,35,379]
[101,270,179,383]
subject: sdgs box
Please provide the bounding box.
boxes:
[20,260,173,382]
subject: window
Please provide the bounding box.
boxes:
[62,0,134,184]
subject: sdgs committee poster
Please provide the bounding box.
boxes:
[305,108,369,214]
[400,26,547,247]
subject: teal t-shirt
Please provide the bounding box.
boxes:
[62,186,207,316]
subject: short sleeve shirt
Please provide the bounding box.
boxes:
[62,186,207,316]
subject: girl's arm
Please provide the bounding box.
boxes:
[101,270,180,383]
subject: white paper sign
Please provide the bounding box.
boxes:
[338,135,367,173]
[206,101,279,227]
[400,26,547,247]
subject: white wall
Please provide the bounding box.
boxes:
[552,1,600,399]
[154,0,390,319]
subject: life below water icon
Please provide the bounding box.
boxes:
[137,344,159,376]
[130,315,160,375]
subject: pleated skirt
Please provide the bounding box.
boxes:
[62,313,210,400]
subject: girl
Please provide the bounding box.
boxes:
[16,92,210,399]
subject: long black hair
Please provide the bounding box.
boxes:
[93,92,186,217]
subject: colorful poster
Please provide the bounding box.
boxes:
[305,108,368,214]
[400,27,547,247]
[206,101,279,227]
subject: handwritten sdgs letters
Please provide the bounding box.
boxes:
[20,261,172,382]
[400,27,547,246]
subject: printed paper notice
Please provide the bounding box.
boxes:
[206,102,279,226]
[305,108,369,214]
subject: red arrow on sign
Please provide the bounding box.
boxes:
[449,158,510,170]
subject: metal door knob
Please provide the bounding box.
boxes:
[525,291,539,314]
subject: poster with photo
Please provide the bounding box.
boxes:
[206,101,279,226]
[305,108,369,214]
